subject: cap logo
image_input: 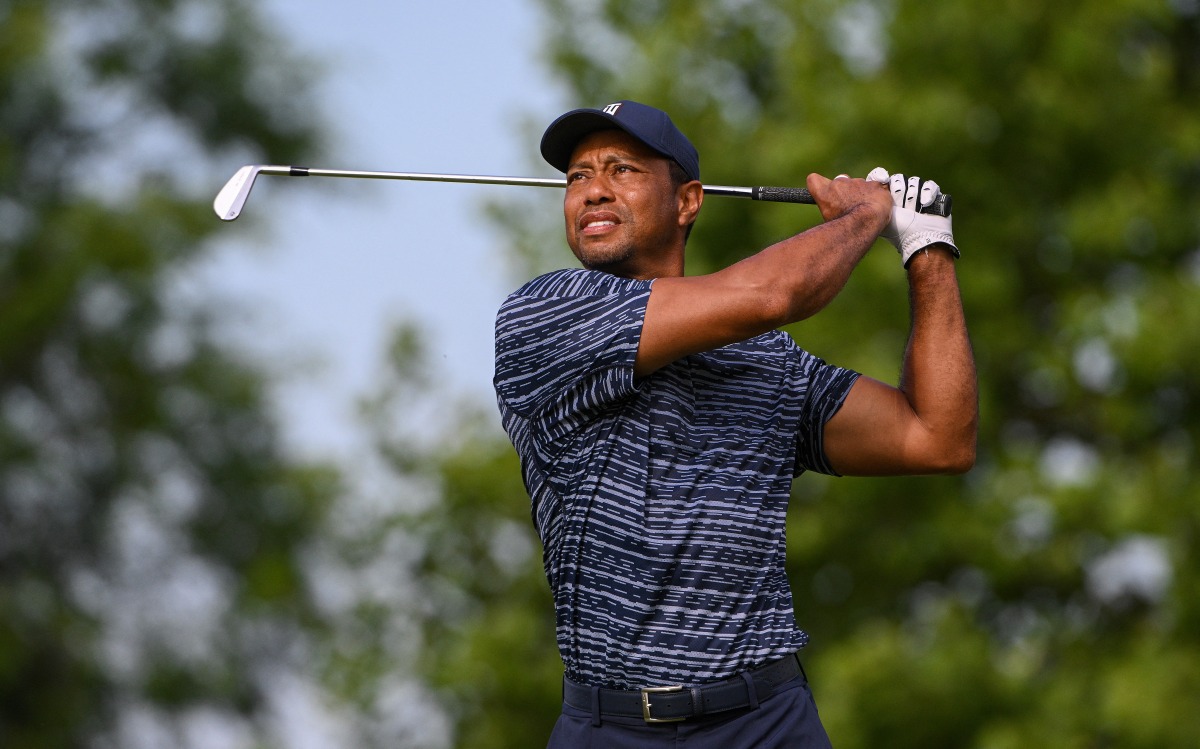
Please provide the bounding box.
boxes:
[602,102,623,116]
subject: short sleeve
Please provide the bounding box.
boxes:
[494,269,652,428]
[791,346,860,477]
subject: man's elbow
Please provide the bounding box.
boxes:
[907,421,977,474]
[941,443,977,474]
[928,434,977,474]
[746,273,825,328]
[753,286,801,329]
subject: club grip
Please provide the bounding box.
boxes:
[751,186,814,204]
[925,193,952,217]
[752,185,953,217]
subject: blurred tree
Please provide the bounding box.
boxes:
[382,0,1200,747]
[353,324,561,749]
[0,0,366,746]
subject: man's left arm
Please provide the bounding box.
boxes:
[824,247,977,475]
[823,171,978,476]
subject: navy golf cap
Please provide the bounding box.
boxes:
[540,100,700,182]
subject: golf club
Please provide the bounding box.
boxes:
[213,164,952,221]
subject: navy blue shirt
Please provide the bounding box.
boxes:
[494,269,859,689]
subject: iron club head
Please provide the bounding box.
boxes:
[213,165,263,221]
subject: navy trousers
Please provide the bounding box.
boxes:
[545,675,834,749]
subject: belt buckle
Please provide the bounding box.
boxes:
[640,685,686,723]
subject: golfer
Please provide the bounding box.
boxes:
[493,100,977,748]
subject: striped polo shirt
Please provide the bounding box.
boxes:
[493,268,859,689]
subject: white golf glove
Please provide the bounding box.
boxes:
[867,167,958,267]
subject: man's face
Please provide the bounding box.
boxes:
[563,129,686,279]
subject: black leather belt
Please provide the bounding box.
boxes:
[563,652,804,724]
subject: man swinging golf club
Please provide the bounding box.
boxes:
[493,100,977,748]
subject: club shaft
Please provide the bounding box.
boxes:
[286,166,567,189]
[277,165,768,200]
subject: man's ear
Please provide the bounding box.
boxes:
[677,180,704,228]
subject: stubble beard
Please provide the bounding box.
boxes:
[575,237,637,272]
[569,209,640,273]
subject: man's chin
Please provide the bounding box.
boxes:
[577,246,635,273]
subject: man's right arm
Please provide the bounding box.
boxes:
[634,173,891,376]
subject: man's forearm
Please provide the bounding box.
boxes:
[899,247,978,470]
[722,204,886,327]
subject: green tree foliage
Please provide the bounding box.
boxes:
[388,0,1200,747]
[0,1,350,746]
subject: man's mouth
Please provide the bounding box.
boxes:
[579,212,620,235]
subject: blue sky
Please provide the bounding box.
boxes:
[202,1,568,459]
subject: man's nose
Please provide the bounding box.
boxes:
[584,174,614,204]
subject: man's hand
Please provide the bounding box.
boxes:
[806,172,892,234]
[868,167,959,267]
